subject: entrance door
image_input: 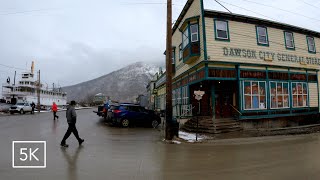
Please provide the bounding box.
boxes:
[214,81,236,119]
[215,91,233,119]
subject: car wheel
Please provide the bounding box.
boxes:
[20,109,24,114]
[151,120,159,128]
[121,119,130,127]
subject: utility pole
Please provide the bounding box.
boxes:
[165,0,174,140]
[37,70,41,113]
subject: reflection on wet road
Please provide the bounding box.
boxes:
[1,109,320,180]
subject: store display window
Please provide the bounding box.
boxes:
[270,82,289,109]
[243,81,266,110]
[292,82,308,107]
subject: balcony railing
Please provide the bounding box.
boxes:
[173,104,193,117]
[182,41,200,64]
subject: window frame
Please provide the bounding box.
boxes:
[182,26,189,49]
[269,81,290,109]
[284,31,295,50]
[172,48,175,64]
[179,44,182,61]
[214,19,230,41]
[182,86,189,105]
[306,36,316,54]
[190,23,199,42]
[242,81,267,110]
[291,82,308,108]
[255,26,269,46]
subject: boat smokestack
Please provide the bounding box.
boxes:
[31,61,34,74]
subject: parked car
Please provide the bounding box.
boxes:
[112,104,161,128]
[0,103,11,113]
[94,103,109,117]
[9,102,33,114]
[106,105,119,122]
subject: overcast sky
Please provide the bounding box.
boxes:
[1,0,320,94]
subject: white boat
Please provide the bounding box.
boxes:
[1,61,67,107]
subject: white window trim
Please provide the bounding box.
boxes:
[257,26,268,45]
[182,27,189,49]
[243,81,267,110]
[215,20,229,40]
[270,81,290,109]
[179,44,182,60]
[190,24,199,42]
[307,36,316,52]
[285,32,295,49]
[291,82,308,108]
[182,86,189,105]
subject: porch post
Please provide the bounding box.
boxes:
[211,82,215,129]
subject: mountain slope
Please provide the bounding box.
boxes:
[62,62,158,103]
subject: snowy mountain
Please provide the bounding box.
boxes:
[62,62,159,103]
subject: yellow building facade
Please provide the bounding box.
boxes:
[158,0,320,121]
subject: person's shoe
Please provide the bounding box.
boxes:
[60,143,69,148]
[79,139,84,146]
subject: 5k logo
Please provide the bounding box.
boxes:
[12,141,46,168]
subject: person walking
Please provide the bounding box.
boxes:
[31,102,35,114]
[60,100,84,147]
[52,102,59,120]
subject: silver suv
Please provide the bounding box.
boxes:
[9,102,32,114]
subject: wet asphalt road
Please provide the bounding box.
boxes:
[1,109,320,180]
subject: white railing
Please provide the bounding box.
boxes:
[173,104,193,117]
[2,90,33,95]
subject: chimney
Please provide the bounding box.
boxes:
[31,61,35,74]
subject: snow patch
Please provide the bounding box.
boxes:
[179,131,208,142]
[172,140,182,144]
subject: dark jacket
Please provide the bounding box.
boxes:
[66,105,77,123]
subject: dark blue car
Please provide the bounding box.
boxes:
[112,104,161,128]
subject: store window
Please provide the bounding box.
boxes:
[284,31,295,49]
[215,20,229,40]
[182,86,189,105]
[256,26,268,45]
[292,82,308,107]
[177,88,181,105]
[270,82,289,109]
[307,36,316,53]
[243,81,266,110]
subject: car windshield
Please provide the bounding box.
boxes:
[16,103,25,106]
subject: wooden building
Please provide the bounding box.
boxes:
[154,0,320,129]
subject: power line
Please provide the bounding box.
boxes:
[214,0,232,14]
[0,63,29,71]
[300,0,320,9]
[0,8,60,16]
[238,0,320,23]
[120,2,184,6]
[216,0,278,22]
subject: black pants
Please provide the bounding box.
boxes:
[61,123,81,144]
[53,111,59,120]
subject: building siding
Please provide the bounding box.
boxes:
[173,0,204,79]
[205,18,320,70]
[309,83,318,107]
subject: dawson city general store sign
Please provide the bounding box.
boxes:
[222,47,320,65]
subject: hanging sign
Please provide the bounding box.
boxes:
[194,90,205,100]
